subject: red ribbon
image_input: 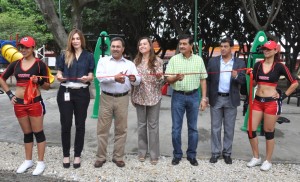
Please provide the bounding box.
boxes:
[93,68,247,79]
[23,76,51,104]
[24,77,37,104]
[247,68,254,138]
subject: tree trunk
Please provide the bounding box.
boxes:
[35,0,68,50]
[71,0,83,30]
[35,0,96,50]
[292,49,300,75]
[241,0,283,31]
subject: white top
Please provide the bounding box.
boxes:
[218,56,234,93]
[96,56,141,93]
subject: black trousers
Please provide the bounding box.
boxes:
[57,86,90,157]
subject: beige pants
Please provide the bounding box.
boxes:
[96,93,129,161]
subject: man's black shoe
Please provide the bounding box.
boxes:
[209,156,219,163]
[187,157,198,166]
[223,155,232,164]
[171,158,181,165]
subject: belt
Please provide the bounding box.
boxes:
[255,95,277,102]
[15,95,42,104]
[61,85,87,89]
[174,89,198,95]
[102,91,128,97]
[218,92,229,97]
[61,82,88,89]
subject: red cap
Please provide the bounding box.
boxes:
[261,40,277,50]
[19,36,36,47]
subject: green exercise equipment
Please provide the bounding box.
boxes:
[241,31,268,132]
[91,31,111,118]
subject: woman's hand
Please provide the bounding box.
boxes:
[272,92,280,99]
[10,96,16,105]
[6,90,16,105]
[78,75,91,83]
[156,72,163,79]
[246,68,253,75]
[131,97,136,107]
[31,75,38,84]
[56,74,67,82]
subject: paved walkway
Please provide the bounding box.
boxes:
[1,79,299,164]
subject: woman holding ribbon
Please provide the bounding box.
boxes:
[56,28,94,169]
[247,40,298,171]
[0,36,50,175]
[131,37,164,165]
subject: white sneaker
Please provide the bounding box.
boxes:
[247,157,261,167]
[16,160,34,173]
[260,160,272,171]
[32,161,45,175]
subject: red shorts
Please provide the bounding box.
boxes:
[252,96,282,115]
[13,96,46,118]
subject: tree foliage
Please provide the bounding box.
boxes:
[273,0,300,73]
[2,0,300,73]
[0,0,52,48]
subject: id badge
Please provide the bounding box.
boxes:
[64,92,70,101]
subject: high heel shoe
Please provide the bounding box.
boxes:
[63,157,70,168]
[73,163,80,169]
[73,157,81,169]
[63,162,70,168]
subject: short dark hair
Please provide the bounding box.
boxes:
[178,34,194,45]
[111,37,125,47]
[220,37,234,47]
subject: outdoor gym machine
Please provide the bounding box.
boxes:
[91,31,111,118]
[241,31,268,133]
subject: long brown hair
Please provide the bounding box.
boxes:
[274,52,281,62]
[134,37,157,72]
[65,29,86,68]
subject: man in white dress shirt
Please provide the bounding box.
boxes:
[94,37,141,168]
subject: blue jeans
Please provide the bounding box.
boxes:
[171,91,200,159]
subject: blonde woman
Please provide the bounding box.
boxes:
[56,29,95,169]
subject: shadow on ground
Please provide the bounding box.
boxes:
[0,170,75,182]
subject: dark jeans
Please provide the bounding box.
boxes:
[171,90,200,159]
[57,86,90,157]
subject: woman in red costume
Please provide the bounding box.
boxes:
[247,40,298,171]
[0,36,50,175]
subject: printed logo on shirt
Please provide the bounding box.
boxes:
[259,76,269,80]
[18,74,31,78]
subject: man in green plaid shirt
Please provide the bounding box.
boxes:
[165,34,208,166]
